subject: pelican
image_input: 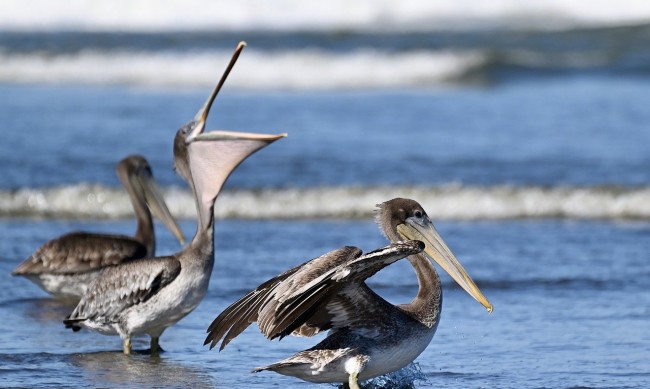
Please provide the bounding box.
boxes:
[63,41,286,354]
[12,155,185,300]
[205,198,492,388]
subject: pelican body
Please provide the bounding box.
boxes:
[64,42,286,355]
[205,198,493,388]
[12,155,185,300]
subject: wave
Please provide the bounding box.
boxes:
[0,49,484,89]
[2,184,650,220]
[1,45,644,89]
[2,0,650,32]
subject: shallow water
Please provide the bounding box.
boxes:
[1,218,648,388]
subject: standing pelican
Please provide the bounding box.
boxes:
[205,198,492,388]
[12,155,185,300]
[64,41,286,355]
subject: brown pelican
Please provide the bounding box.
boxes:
[12,155,185,301]
[205,198,492,389]
[63,41,286,355]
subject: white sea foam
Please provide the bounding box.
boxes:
[2,184,650,221]
[362,362,428,388]
[0,49,485,89]
[1,0,650,32]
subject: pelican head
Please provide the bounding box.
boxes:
[173,41,247,183]
[376,198,493,312]
[172,41,286,231]
[116,155,185,245]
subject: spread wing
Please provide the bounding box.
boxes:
[205,240,424,351]
[13,232,147,275]
[64,256,181,328]
[205,245,361,350]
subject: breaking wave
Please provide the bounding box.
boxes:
[1,45,646,89]
[2,184,650,220]
[3,1,650,89]
[0,49,484,89]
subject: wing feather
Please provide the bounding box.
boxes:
[64,256,181,327]
[274,241,425,338]
[14,232,147,275]
[205,246,360,350]
[205,262,306,350]
[205,240,424,351]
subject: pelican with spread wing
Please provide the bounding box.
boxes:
[205,198,492,388]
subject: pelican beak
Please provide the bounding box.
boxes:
[188,41,247,142]
[397,219,493,313]
[187,41,287,144]
[172,40,286,230]
[136,172,186,245]
[186,130,286,231]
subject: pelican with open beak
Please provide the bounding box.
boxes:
[64,41,286,354]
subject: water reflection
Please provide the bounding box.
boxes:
[20,297,77,324]
[69,351,216,389]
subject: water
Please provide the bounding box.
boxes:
[2,219,649,388]
[2,81,650,220]
[1,1,650,388]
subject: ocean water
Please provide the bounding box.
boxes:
[2,219,649,388]
[1,1,650,388]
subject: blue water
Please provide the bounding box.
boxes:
[1,218,649,388]
[3,78,650,190]
[2,10,650,388]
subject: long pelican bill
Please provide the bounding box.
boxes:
[190,41,247,141]
[193,130,288,143]
[186,130,286,231]
[397,221,493,312]
[136,172,186,245]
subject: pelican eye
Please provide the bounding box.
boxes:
[414,210,423,219]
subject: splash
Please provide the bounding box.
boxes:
[363,363,428,389]
[331,363,428,389]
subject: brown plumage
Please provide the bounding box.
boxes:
[206,242,425,350]
[12,155,185,300]
[13,232,147,275]
[204,198,493,389]
[63,256,181,329]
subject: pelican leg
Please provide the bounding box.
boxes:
[123,337,132,355]
[348,372,361,389]
[150,336,162,354]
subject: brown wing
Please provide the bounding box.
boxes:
[64,256,181,327]
[13,232,147,275]
[204,240,424,351]
[205,246,360,351]
[271,240,425,339]
[291,282,394,338]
